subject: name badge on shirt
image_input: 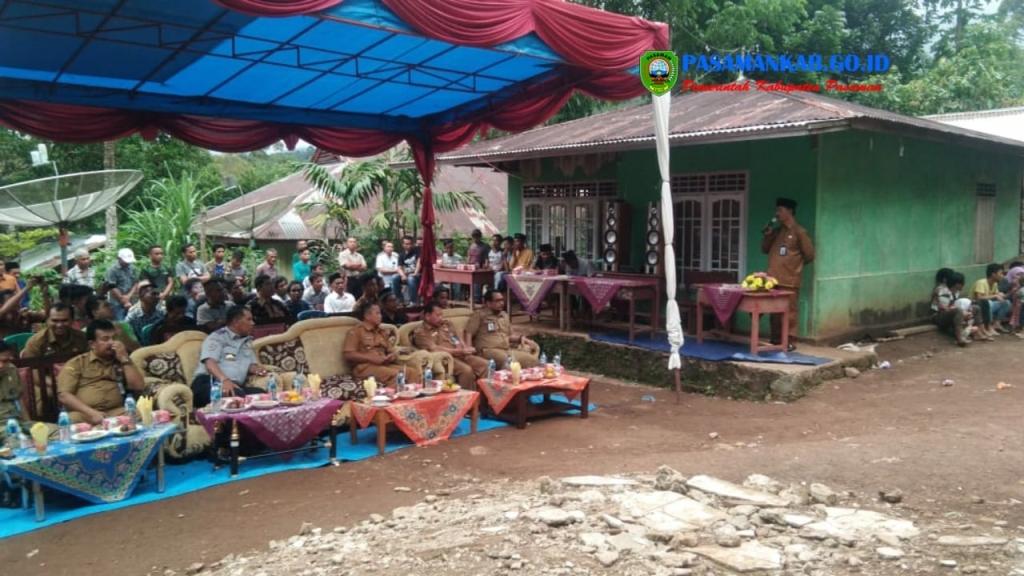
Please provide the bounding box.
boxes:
[486,321,496,333]
[779,246,788,257]
[225,353,237,361]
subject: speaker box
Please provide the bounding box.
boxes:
[643,201,663,275]
[602,200,630,271]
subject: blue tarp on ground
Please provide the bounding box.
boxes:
[589,331,831,365]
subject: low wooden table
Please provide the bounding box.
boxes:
[349,390,480,454]
[433,266,495,310]
[476,372,591,429]
[696,287,793,354]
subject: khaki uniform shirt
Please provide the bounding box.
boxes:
[511,248,534,270]
[57,351,125,413]
[466,309,510,351]
[344,323,396,358]
[412,319,463,351]
[22,327,88,359]
[761,223,815,288]
[0,366,26,427]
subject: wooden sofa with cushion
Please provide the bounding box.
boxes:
[129,330,213,459]
[396,308,540,361]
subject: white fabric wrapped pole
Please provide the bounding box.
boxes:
[653,92,683,371]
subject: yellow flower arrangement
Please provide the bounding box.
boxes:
[741,272,778,291]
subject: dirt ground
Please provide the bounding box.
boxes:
[3,330,1023,576]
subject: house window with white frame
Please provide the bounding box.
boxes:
[671,172,748,278]
[522,181,617,262]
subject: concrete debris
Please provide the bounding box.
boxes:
[686,474,790,507]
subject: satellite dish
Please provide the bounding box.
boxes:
[197,195,296,239]
[0,170,142,227]
[0,169,143,272]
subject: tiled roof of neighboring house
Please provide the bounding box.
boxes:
[925,107,1024,145]
[203,161,508,241]
[429,89,1024,164]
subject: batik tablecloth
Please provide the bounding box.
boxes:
[0,424,177,504]
[196,398,342,452]
[699,283,748,325]
[507,274,569,315]
[476,372,590,414]
[571,276,658,311]
[349,390,479,446]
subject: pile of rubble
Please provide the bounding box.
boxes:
[179,468,1024,576]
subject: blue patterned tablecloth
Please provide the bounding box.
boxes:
[0,424,178,503]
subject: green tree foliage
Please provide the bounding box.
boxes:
[0,228,58,261]
[117,173,220,262]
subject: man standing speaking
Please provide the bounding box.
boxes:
[761,197,815,350]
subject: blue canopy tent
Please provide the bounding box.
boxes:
[0,0,668,299]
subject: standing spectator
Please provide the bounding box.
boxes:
[0,279,47,338]
[248,274,291,323]
[441,239,464,267]
[293,248,313,284]
[6,262,29,309]
[510,233,534,272]
[64,249,95,288]
[21,303,88,358]
[176,243,209,287]
[489,234,507,291]
[972,263,1010,338]
[761,197,815,350]
[125,283,165,342]
[139,245,173,301]
[292,240,308,265]
[324,272,356,314]
[285,280,311,317]
[105,248,139,321]
[206,243,228,279]
[254,248,280,281]
[0,262,17,292]
[337,237,367,275]
[302,272,329,311]
[398,235,421,304]
[227,249,249,289]
[375,241,401,295]
[196,279,231,332]
[467,229,489,269]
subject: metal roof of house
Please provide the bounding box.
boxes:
[925,107,1024,145]
[431,90,1024,164]
[204,161,508,241]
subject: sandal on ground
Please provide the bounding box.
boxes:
[786,343,797,352]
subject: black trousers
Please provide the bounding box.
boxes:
[190,374,265,408]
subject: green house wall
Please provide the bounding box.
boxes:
[813,130,1023,338]
[503,129,1022,340]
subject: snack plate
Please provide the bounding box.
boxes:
[280,399,306,406]
[111,426,140,437]
[395,390,420,400]
[440,384,461,393]
[72,430,109,443]
[419,387,441,396]
[250,400,279,410]
[222,406,248,414]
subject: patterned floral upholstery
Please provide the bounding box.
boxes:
[257,339,310,375]
[142,352,186,383]
[320,374,365,402]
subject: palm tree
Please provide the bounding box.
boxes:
[301,150,485,240]
[118,172,220,260]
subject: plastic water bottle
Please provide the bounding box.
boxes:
[124,396,137,423]
[540,351,548,365]
[423,366,433,385]
[487,358,496,383]
[18,432,31,450]
[268,373,279,401]
[396,370,406,392]
[209,379,222,412]
[504,355,512,371]
[553,352,562,375]
[5,418,19,449]
[58,409,71,442]
[294,373,306,397]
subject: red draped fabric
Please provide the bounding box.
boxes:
[411,143,438,300]
[213,0,343,15]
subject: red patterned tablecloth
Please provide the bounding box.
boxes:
[571,276,657,311]
[196,398,342,452]
[349,390,479,447]
[507,274,569,315]
[700,283,747,325]
[477,372,590,414]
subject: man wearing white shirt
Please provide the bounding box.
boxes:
[375,241,401,296]
[64,249,95,288]
[324,272,356,314]
[302,272,330,311]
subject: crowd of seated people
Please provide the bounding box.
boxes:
[931,261,1024,346]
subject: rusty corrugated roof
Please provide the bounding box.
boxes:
[432,89,1024,164]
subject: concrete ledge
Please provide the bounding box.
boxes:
[529,332,877,402]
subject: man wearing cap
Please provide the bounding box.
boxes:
[105,248,139,321]
[761,197,815,350]
[64,249,95,288]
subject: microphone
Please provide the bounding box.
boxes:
[763,217,778,233]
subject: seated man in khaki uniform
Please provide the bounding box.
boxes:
[22,302,88,359]
[414,301,489,390]
[465,290,539,368]
[57,320,144,424]
[0,340,55,445]
[344,301,423,387]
